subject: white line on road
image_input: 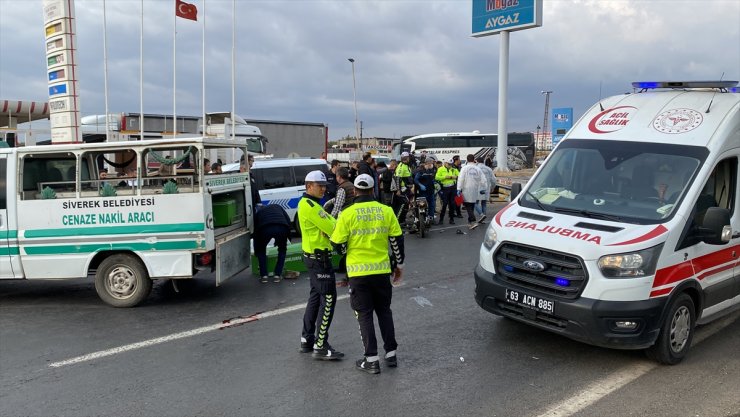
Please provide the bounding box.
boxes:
[533,312,739,417]
[48,294,350,368]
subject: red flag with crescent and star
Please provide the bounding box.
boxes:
[176,0,198,21]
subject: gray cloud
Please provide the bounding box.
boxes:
[1,0,738,140]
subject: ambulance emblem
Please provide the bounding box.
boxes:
[652,108,703,134]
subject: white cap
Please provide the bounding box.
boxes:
[304,170,328,185]
[448,158,455,164]
[354,174,375,189]
[401,151,410,157]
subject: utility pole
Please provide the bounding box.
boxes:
[541,90,552,151]
[348,58,360,151]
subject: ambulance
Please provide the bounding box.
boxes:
[0,137,254,307]
[475,81,740,364]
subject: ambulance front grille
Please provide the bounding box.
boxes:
[495,242,587,299]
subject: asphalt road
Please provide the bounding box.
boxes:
[1,203,738,417]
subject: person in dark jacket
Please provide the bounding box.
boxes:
[254,204,292,283]
[357,152,379,200]
[324,159,340,202]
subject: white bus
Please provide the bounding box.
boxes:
[391,131,535,168]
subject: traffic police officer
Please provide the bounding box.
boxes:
[298,170,344,360]
[393,151,414,226]
[330,174,405,374]
[435,158,459,225]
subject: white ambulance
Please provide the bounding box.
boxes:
[475,81,740,364]
[0,137,254,307]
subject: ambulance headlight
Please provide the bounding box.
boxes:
[483,224,498,249]
[598,244,663,278]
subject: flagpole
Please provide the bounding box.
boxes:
[173,0,177,138]
[140,0,144,141]
[103,0,110,143]
[231,0,235,142]
[202,0,206,139]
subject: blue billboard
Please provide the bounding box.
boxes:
[472,0,543,37]
[552,107,573,147]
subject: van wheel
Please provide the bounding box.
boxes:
[94,254,152,308]
[645,293,695,365]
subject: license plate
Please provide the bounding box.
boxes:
[505,288,554,314]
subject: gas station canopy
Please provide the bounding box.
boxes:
[1,100,50,127]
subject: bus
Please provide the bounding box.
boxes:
[391,131,535,168]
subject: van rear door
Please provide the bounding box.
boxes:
[0,155,15,278]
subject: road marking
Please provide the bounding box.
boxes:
[48,294,350,368]
[533,312,738,417]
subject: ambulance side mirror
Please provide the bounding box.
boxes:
[698,207,731,245]
[510,183,522,200]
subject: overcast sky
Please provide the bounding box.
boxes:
[1,0,738,140]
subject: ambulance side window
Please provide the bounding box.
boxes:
[678,157,737,249]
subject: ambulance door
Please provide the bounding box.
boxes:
[0,155,14,278]
[690,156,739,312]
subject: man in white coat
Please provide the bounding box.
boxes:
[475,156,496,224]
[457,154,488,230]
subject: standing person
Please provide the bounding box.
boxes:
[357,152,379,200]
[330,167,355,218]
[253,204,292,283]
[435,159,458,225]
[452,155,463,218]
[414,158,437,224]
[349,161,359,183]
[298,170,344,360]
[475,156,496,223]
[245,155,261,215]
[457,154,486,230]
[330,174,405,374]
[324,159,340,202]
[393,152,414,226]
[380,159,397,207]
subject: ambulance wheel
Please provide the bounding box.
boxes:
[95,254,152,308]
[645,293,695,365]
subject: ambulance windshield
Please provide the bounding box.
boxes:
[521,140,709,225]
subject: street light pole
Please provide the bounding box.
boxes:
[541,90,553,151]
[348,58,361,151]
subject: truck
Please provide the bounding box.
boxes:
[81,111,269,155]
[475,81,740,364]
[0,137,255,307]
[243,119,328,159]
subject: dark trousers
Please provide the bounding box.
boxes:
[439,186,456,221]
[392,192,411,225]
[253,224,290,277]
[463,202,476,223]
[350,274,397,358]
[301,256,337,349]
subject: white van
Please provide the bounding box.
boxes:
[1,137,254,307]
[475,81,740,364]
[224,158,329,230]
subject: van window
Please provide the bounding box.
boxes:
[257,167,295,189]
[294,164,328,186]
[21,153,77,199]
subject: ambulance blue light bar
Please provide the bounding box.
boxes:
[632,81,738,89]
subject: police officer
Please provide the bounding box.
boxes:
[393,152,414,226]
[330,174,405,374]
[298,170,344,360]
[435,158,459,225]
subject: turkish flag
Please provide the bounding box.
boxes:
[176,0,198,21]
